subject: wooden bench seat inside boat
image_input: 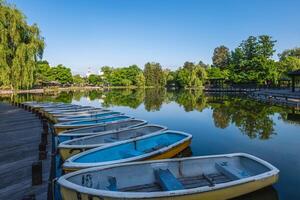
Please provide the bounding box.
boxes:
[215,162,250,180]
[119,173,231,192]
[154,169,184,191]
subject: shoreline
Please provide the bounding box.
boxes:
[0,86,164,95]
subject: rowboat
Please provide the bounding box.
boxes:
[57,119,147,142]
[58,153,279,200]
[54,115,133,134]
[49,109,111,120]
[56,111,124,123]
[58,124,168,161]
[51,108,110,117]
[63,130,192,173]
[45,106,96,113]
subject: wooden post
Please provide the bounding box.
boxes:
[41,133,48,145]
[32,161,42,185]
[292,76,295,92]
[39,151,47,160]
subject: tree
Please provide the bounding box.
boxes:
[34,61,51,85]
[49,64,73,84]
[278,56,300,78]
[73,75,86,86]
[176,62,207,88]
[0,1,44,89]
[88,74,102,86]
[198,60,209,69]
[257,35,276,58]
[212,45,230,69]
[228,35,278,84]
[278,47,300,61]
[143,62,165,87]
[206,67,229,79]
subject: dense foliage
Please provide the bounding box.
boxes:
[209,36,300,85]
[143,62,165,87]
[35,61,73,85]
[212,45,230,69]
[0,1,44,89]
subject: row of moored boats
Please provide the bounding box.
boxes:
[22,101,279,200]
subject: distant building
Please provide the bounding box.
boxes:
[86,68,92,77]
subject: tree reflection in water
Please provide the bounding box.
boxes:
[7,88,299,140]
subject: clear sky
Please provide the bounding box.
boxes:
[7,0,300,74]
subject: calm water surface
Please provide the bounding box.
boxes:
[4,89,300,199]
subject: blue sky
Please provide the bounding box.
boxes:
[7,0,300,74]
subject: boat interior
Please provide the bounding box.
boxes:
[59,120,145,135]
[65,125,166,145]
[59,112,122,121]
[58,116,130,126]
[68,155,271,193]
[73,132,187,163]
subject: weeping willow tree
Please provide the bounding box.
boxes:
[0,0,44,89]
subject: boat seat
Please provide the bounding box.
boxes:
[144,139,171,153]
[107,176,117,191]
[119,149,143,158]
[215,162,250,180]
[154,169,184,191]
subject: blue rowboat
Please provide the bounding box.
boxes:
[54,115,133,134]
[58,153,279,200]
[56,111,124,123]
[57,119,147,142]
[63,130,192,172]
[58,124,168,161]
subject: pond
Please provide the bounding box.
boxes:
[3,88,300,199]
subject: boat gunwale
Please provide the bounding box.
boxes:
[58,153,279,199]
[47,107,103,114]
[50,109,111,118]
[57,119,148,137]
[57,124,168,149]
[54,115,134,129]
[63,130,193,169]
[56,111,124,122]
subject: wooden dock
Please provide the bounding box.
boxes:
[0,102,52,200]
[250,89,300,109]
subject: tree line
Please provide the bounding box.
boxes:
[1,1,300,90]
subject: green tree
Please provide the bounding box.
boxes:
[176,62,207,88]
[278,56,300,78]
[212,45,230,69]
[88,74,102,86]
[34,60,51,85]
[144,62,165,87]
[278,47,300,61]
[49,64,73,84]
[73,74,86,86]
[0,1,44,89]
[206,67,229,79]
[228,35,278,84]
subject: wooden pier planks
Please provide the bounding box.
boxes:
[0,102,51,200]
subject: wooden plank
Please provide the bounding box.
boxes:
[0,102,51,200]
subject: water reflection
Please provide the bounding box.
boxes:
[3,88,300,141]
[232,186,279,200]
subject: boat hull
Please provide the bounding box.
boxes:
[59,173,278,200]
[59,146,95,161]
[63,138,192,173]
